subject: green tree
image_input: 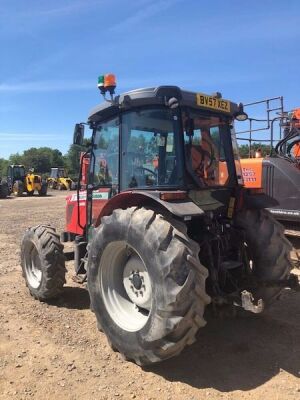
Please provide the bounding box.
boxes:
[238,143,271,158]
[21,147,65,173]
[65,139,91,176]
[9,152,23,165]
[0,158,9,178]
[7,147,66,174]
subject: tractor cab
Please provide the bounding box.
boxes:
[8,164,26,181]
[7,165,26,192]
[68,78,249,237]
[50,167,68,179]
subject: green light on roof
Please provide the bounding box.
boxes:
[97,75,104,87]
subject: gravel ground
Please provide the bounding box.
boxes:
[0,191,299,400]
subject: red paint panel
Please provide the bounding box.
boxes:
[65,189,110,235]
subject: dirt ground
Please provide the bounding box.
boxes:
[0,191,299,400]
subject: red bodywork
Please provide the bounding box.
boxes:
[66,153,109,236]
[66,189,110,235]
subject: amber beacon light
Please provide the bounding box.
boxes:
[97,73,117,97]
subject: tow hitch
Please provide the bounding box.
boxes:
[238,291,264,314]
[238,273,300,313]
[213,291,265,314]
[213,273,300,314]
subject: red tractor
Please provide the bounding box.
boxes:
[21,75,298,366]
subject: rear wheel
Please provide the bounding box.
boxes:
[21,225,66,300]
[0,182,9,198]
[88,207,210,366]
[235,209,292,305]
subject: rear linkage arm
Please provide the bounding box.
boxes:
[257,273,300,291]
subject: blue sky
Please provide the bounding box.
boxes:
[1,0,300,158]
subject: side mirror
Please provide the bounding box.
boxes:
[73,123,84,145]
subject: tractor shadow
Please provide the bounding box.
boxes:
[54,286,90,310]
[149,289,300,392]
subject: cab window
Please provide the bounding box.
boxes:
[183,111,230,186]
[93,117,119,188]
[121,108,180,190]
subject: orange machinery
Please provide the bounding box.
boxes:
[237,98,300,237]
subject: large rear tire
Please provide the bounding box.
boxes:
[21,225,66,300]
[235,209,292,305]
[0,182,9,198]
[88,207,210,366]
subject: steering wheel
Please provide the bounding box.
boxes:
[135,166,157,177]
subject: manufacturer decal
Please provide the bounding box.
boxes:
[70,191,109,202]
[242,167,257,182]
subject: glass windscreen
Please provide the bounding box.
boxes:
[58,168,66,178]
[13,166,25,179]
[183,110,232,186]
[121,108,180,189]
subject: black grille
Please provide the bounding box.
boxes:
[263,164,274,197]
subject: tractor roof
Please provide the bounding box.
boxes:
[88,86,240,124]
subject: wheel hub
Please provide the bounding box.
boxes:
[25,245,42,289]
[131,272,143,290]
[100,241,152,332]
[123,255,152,310]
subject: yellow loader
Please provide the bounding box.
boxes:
[7,165,47,196]
[48,167,75,190]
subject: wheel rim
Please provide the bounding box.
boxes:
[24,244,42,289]
[99,241,152,332]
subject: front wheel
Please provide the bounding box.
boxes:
[48,180,55,189]
[13,180,23,196]
[38,182,47,196]
[21,225,66,300]
[88,207,210,366]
